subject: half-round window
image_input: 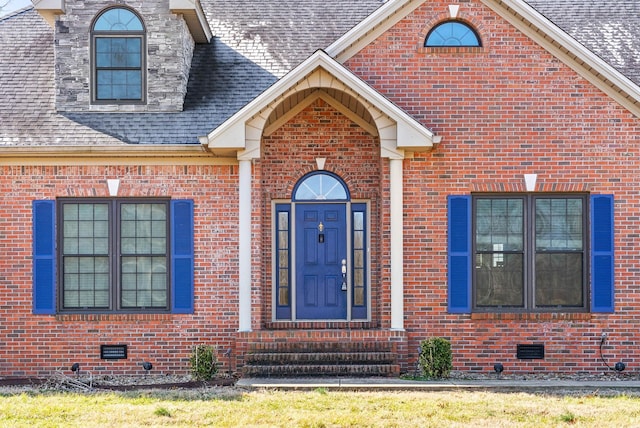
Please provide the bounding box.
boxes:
[425,21,481,47]
[91,7,146,103]
[293,172,349,201]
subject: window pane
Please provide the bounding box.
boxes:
[535,253,583,307]
[476,199,523,251]
[94,8,143,31]
[294,173,348,200]
[62,256,109,309]
[475,253,524,307]
[425,21,481,47]
[121,256,167,308]
[536,198,583,251]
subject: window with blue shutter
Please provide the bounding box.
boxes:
[32,199,194,314]
[448,194,613,313]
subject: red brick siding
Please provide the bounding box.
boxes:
[344,0,640,373]
[0,164,240,377]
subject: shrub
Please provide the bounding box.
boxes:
[190,344,219,380]
[418,337,452,379]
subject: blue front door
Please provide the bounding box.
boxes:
[295,203,347,320]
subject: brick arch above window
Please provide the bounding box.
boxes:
[418,13,486,54]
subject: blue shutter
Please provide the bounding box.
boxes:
[591,195,614,313]
[448,195,471,313]
[171,199,194,313]
[33,200,56,314]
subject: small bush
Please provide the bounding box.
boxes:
[190,344,219,381]
[154,407,172,417]
[418,337,452,379]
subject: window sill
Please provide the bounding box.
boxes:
[55,313,174,322]
[470,312,593,321]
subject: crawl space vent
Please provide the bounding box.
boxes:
[100,344,128,360]
[517,344,544,359]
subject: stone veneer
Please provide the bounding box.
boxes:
[53,0,195,112]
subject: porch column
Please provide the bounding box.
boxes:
[389,158,404,331]
[238,159,252,332]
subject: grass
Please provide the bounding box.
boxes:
[0,388,639,427]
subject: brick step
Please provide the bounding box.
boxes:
[243,341,399,377]
[248,341,393,353]
[243,363,400,377]
[246,351,397,365]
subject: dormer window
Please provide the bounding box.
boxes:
[425,21,481,47]
[91,7,146,103]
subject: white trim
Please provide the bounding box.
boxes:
[202,50,439,158]
[238,160,252,332]
[389,158,404,331]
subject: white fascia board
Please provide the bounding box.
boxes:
[483,0,640,109]
[170,0,212,43]
[326,0,424,63]
[202,50,438,154]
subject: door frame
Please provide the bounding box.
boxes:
[272,199,371,322]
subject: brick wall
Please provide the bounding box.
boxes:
[0,164,239,377]
[54,0,194,112]
[344,0,640,373]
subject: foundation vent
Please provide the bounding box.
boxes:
[100,344,128,360]
[517,344,545,359]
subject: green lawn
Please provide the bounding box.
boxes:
[1,388,640,427]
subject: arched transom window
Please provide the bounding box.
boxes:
[425,21,481,47]
[293,172,349,201]
[91,7,146,103]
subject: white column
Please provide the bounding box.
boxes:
[389,158,404,331]
[238,159,252,332]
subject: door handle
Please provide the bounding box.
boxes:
[341,259,347,291]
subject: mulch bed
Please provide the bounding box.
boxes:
[0,376,237,390]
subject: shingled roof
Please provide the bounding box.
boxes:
[1,1,639,147]
[526,0,640,86]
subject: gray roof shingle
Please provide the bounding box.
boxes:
[1,1,639,146]
[526,0,640,85]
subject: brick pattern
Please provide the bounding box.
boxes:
[345,0,640,374]
[0,164,239,377]
[54,0,194,112]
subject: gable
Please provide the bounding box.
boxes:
[328,0,640,118]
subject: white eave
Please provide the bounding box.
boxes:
[201,50,440,158]
[170,0,212,43]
